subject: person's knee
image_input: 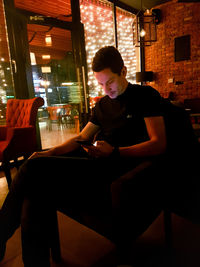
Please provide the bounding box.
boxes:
[11,158,44,194]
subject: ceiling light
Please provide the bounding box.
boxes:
[140,29,146,37]
[30,52,36,65]
[61,82,74,86]
[133,0,159,47]
[45,35,52,46]
[42,55,51,59]
[134,11,157,47]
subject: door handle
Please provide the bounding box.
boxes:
[11,59,17,74]
[76,67,83,113]
[81,66,89,114]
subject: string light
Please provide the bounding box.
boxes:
[80,0,137,108]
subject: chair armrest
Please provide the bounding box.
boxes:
[6,126,35,141]
[4,126,37,158]
[111,160,154,209]
[0,125,8,140]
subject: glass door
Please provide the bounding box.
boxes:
[27,21,89,149]
[0,0,15,124]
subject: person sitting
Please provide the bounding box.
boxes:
[0,46,198,267]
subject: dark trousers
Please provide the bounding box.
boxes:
[1,150,183,266]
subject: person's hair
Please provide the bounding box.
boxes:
[92,46,124,75]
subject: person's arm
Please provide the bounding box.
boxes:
[119,116,167,157]
[29,122,100,159]
[84,116,167,158]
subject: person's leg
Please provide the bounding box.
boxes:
[0,153,90,264]
[0,148,86,238]
[0,159,31,260]
[0,159,30,245]
[0,243,6,261]
[0,153,161,265]
[21,197,53,267]
[19,155,147,266]
[18,155,123,266]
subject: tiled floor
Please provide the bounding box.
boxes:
[39,121,77,149]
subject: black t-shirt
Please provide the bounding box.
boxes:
[90,83,163,147]
[90,83,198,156]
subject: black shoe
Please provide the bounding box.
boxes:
[0,242,6,262]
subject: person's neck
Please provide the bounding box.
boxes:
[121,79,129,94]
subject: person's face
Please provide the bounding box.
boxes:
[94,67,128,99]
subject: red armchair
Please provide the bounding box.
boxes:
[0,97,44,187]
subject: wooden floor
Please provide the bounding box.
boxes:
[0,174,9,208]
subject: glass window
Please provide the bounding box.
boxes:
[28,24,80,149]
[80,0,139,109]
[80,0,115,98]
[116,6,139,84]
[14,0,72,22]
[0,0,15,124]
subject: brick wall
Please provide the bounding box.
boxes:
[145,0,200,100]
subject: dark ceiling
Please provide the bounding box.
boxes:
[120,0,200,10]
[120,0,171,10]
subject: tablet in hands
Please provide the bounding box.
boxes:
[75,139,94,146]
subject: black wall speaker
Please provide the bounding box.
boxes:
[152,9,162,24]
[174,35,190,62]
[136,71,154,83]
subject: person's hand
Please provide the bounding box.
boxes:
[28,150,53,160]
[82,140,114,158]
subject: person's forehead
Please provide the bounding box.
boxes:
[94,68,116,81]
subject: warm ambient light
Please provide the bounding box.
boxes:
[134,10,157,47]
[80,0,137,100]
[41,66,51,73]
[45,35,52,46]
[61,82,74,86]
[140,29,146,37]
[42,55,51,59]
[30,52,36,65]
[40,80,50,86]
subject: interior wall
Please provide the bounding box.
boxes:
[145,0,200,100]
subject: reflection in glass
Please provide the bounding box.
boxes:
[28,24,80,149]
[14,0,72,22]
[80,0,139,109]
[0,0,15,125]
[80,0,115,98]
[116,7,138,84]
